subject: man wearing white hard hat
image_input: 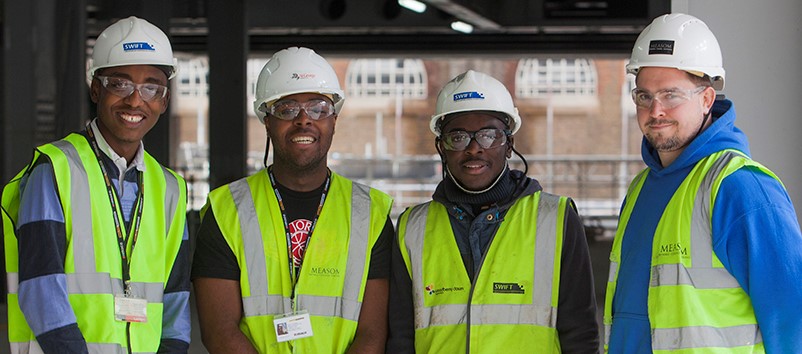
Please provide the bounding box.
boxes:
[387,70,600,353]
[192,47,394,353]
[603,13,802,353]
[1,17,190,353]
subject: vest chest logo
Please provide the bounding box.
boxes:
[658,242,688,258]
[425,283,465,296]
[493,282,525,294]
[308,266,341,277]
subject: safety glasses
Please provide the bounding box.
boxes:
[631,86,706,110]
[96,76,168,102]
[441,128,510,151]
[269,99,336,121]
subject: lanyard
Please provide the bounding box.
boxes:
[267,167,330,294]
[86,125,145,295]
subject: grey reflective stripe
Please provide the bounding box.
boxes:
[296,294,362,321]
[469,303,554,325]
[10,341,129,354]
[64,273,164,302]
[342,182,371,321]
[691,151,738,267]
[532,193,560,328]
[52,140,96,274]
[87,343,127,354]
[229,179,271,300]
[403,203,432,329]
[650,264,740,289]
[10,341,43,354]
[7,272,19,294]
[127,281,166,303]
[242,294,289,316]
[160,166,179,237]
[607,261,619,283]
[653,324,762,350]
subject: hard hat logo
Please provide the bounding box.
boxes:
[123,42,157,51]
[648,40,675,55]
[291,73,316,80]
[453,92,484,101]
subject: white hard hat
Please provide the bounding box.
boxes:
[627,13,725,90]
[87,16,178,84]
[253,47,345,123]
[430,70,521,136]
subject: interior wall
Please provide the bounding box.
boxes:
[674,0,802,222]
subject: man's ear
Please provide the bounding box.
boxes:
[702,86,716,114]
[90,78,101,104]
[506,136,514,158]
[160,90,170,114]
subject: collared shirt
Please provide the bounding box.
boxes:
[89,118,145,200]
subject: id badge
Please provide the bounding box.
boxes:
[114,295,148,323]
[273,311,313,342]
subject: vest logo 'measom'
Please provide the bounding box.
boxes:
[453,91,484,101]
[658,242,688,257]
[122,42,156,51]
[309,267,340,277]
[493,282,525,294]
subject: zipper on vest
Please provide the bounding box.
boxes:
[126,322,132,353]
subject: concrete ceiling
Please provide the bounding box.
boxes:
[86,0,671,55]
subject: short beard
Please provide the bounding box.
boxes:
[646,132,683,152]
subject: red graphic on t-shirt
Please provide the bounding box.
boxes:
[288,219,313,267]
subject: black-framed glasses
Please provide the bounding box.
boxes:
[95,76,168,102]
[268,99,336,121]
[441,128,510,151]
[631,86,706,110]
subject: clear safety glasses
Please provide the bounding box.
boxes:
[441,128,510,151]
[96,76,168,102]
[631,86,706,110]
[268,99,336,121]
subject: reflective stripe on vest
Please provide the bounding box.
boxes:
[210,171,392,353]
[3,133,185,354]
[605,150,771,352]
[10,341,135,354]
[401,192,564,353]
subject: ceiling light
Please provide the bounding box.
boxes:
[450,20,474,34]
[398,0,427,13]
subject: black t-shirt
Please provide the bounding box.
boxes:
[191,179,393,281]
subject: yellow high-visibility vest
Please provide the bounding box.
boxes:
[206,171,392,353]
[397,192,567,354]
[604,150,774,353]
[3,133,187,354]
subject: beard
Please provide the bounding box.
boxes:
[271,141,330,174]
[645,132,684,152]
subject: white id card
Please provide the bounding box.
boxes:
[273,311,313,342]
[114,295,148,323]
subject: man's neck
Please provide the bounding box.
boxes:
[270,164,329,192]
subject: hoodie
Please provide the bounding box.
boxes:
[607,99,802,353]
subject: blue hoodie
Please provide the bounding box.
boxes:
[608,99,802,353]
